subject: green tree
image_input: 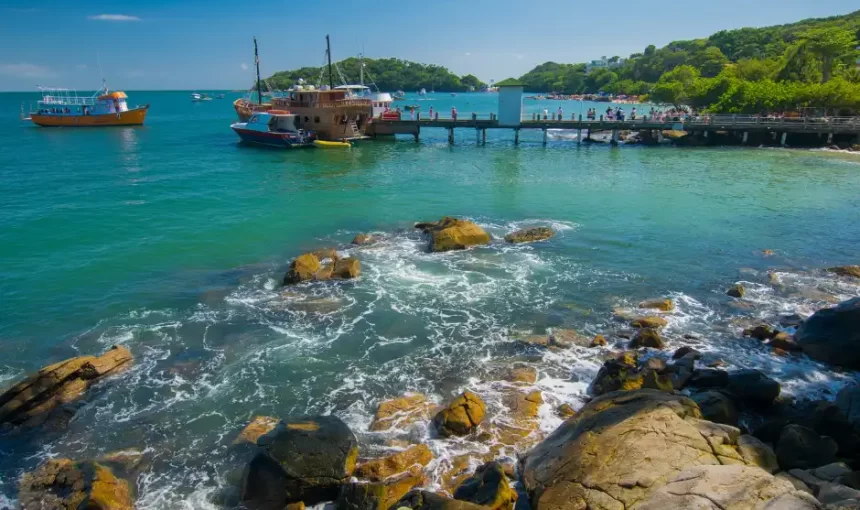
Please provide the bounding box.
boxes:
[790,27,858,82]
[649,65,701,106]
[691,47,730,77]
[459,74,486,90]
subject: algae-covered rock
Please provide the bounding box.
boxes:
[630,328,665,349]
[416,217,491,252]
[726,284,745,298]
[504,227,554,244]
[284,253,322,284]
[18,459,133,510]
[590,351,643,396]
[828,266,860,279]
[394,490,488,510]
[332,257,361,279]
[284,251,360,285]
[631,316,669,329]
[337,474,425,510]
[453,462,517,510]
[355,444,434,481]
[639,299,675,311]
[370,394,438,432]
[235,415,279,445]
[434,391,486,437]
[241,415,359,508]
[352,234,375,245]
[590,334,607,347]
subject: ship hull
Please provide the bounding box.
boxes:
[30,107,149,127]
[232,126,313,148]
[234,99,271,122]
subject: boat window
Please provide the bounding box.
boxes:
[314,116,320,123]
[304,116,310,123]
[250,116,258,123]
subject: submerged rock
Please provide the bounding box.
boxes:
[828,266,860,278]
[352,234,375,245]
[235,415,279,445]
[631,316,669,329]
[547,328,590,348]
[504,227,554,244]
[241,415,358,508]
[743,324,778,341]
[415,217,491,252]
[726,284,745,298]
[18,459,133,510]
[630,328,665,349]
[355,444,434,481]
[0,345,132,429]
[453,462,517,510]
[639,298,675,311]
[433,391,486,437]
[795,297,860,370]
[370,394,438,432]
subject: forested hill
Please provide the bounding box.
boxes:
[266,57,486,93]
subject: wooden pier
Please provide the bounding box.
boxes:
[368,114,860,146]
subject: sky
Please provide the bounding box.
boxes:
[0,0,857,91]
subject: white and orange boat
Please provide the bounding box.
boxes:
[28,84,149,127]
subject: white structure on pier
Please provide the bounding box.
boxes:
[497,84,524,127]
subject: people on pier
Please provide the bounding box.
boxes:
[429,106,434,119]
[451,107,457,121]
[557,106,563,121]
[543,108,548,120]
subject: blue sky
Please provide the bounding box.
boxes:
[0,0,857,91]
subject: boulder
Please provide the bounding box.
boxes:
[416,217,491,253]
[737,434,780,474]
[332,257,361,279]
[828,266,860,279]
[504,227,554,244]
[691,391,738,426]
[590,334,607,347]
[547,328,590,348]
[0,345,133,428]
[499,365,538,384]
[355,444,434,481]
[241,415,359,508]
[776,424,838,470]
[352,234,375,245]
[813,400,860,458]
[235,415,279,445]
[18,459,133,510]
[725,369,780,406]
[453,462,517,510]
[433,391,486,437]
[641,370,673,392]
[631,316,668,329]
[521,389,750,510]
[394,490,488,510]
[795,298,860,370]
[770,332,802,352]
[337,474,425,510]
[639,299,675,312]
[284,253,322,284]
[636,465,820,510]
[672,346,701,360]
[689,368,729,389]
[726,284,745,298]
[370,394,438,432]
[744,324,778,341]
[630,328,665,349]
[589,352,644,396]
[836,386,860,427]
[556,404,576,418]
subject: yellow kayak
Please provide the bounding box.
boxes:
[313,140,352,149]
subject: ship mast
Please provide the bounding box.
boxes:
[326,35,334,90]
[254,37,262,105]
[360,52,364,86]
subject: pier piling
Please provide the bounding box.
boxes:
[448,127,454,144]
[514,129,520,145]
[781,132,788,146]
[482,128,486,145]
[742,132,748,144]
[543,129,548,145]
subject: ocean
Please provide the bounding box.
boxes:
[1,90,859,508]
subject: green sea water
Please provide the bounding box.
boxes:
[1,91,860,507]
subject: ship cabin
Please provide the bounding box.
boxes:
[34,87,131,117]
[272,87,373,141]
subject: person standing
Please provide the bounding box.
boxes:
[451,106,457,121]
[557,106,563,120]
[429,106,434,119]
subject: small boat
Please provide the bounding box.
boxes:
[450,93,457,97]
[313,140,351,149]
[231,110,316,148]
[393,90,405,100]
[418,88,427,96]
[28,85,148,127]
[216,94,225,99]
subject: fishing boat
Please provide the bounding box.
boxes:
[234,37,272,121]
[231,110,315,148]
[191,92,202,102]
[28,84,148,127]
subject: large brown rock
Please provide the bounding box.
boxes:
[630,328,665,349]
[416,217,491,253]
[453,462,517,510]
[639,299,675,312]
[235,415,279,445]
[18,459,133,510]
[241,415,359,508]
[795,297,860,370]
[631,316,668,329]
[394,490,489,510]
[828,266,860,278]
[636,465,820,509]
[434,391,486,437]
[355,444,434,481]
[332,257,361,279]
[589,351,644,396]
[370,394,438,432]
[522,389,752,510]
[284,253,322,284]
[337,474,425,510]
[284,251,360,285]
[504,227,554,244]
[0,346,132,428]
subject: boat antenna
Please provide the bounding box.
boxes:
[254,37,262,105]
[97,52,107,93]
[326,34,334,90]
[360,50,364,86]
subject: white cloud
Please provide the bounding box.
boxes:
[76,64,88,70]
[87,14,141,21]
[240,62,249,71]
[464,52,471,56]
[0,63,56,78]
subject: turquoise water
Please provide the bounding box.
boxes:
[1,91,860,507]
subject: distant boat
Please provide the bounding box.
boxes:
[392,91,405,100]
[191,92,202,102]
[27,84,148,127]
[418,88,427,96]
[216,94,225,99]
[450,93,457,97]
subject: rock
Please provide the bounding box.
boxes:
[769,332,801,352]
[505,390,542,421]
[631,316,668,329]
[522,389,750,510]
[636,465,820,510]
[691,391,738,426]
[370,394,438,432]
[416,217,491,253]
[689,368,729,389]
[780,313,806,328]
[284,253,322,284]
[337,474,425,510]
[641,370,673,392]
[352,234,375,245]
[744,324,778,340]
[828,266,860,279]
[97,449,145,476]
[813,400,860,458]
[241,415,359,508]
[776,424,839,470]
[639,299,675,312]
[672,346,701,360]
[453,462,517,510]
[235,415,279,445]
[504,227,554,244]
[433,391,486,437]
[0,345,133,428]
[394,490,488,510]
[590,334,607,347]
[762,249,775,256]
[18,459,133,510]
[737,434,780,474]
[556,403,576,418]
[777,472,815,494]
[355,444,434,481]
[726,284,745,298]
[795,298,860,370]
[547,328,590,348]
[726,369,780,406]
[630,328,665,349]
[810,462,854,483]
[518,334,549,347]
[500,365,537,384]
[285,503,305,510]
[332,257,361,279]
[836,386,860,426]
[589,352,643,396]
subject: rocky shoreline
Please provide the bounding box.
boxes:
[3,219,860,509]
